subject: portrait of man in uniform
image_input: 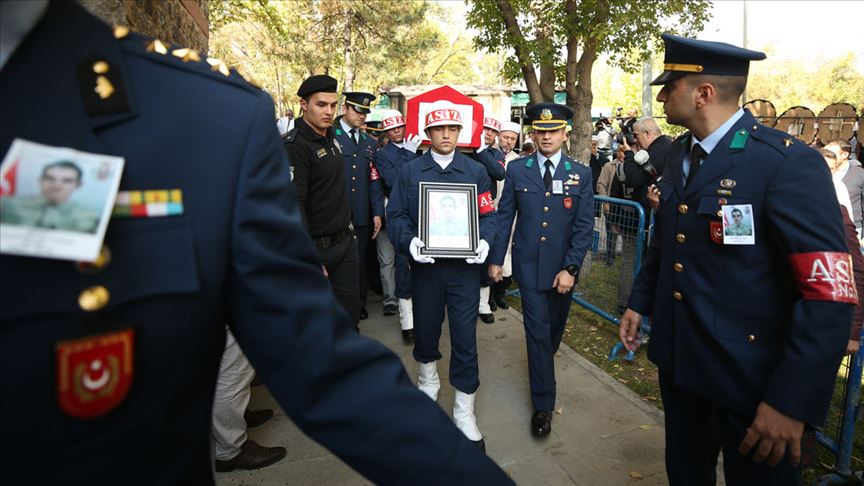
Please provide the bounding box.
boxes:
[724,206,752,236]
[420,183,479,256]
[429,194,469,237]
[1,159,101,233]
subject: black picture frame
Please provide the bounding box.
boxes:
[418,182,479,258]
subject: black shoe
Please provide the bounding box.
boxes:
[244,408,273,428]
[479,313,495,324]
[473,438,486,454]
[531,410,553,437]
[360,307,369,320]
[402,329,415,343]
[383,304,397,316]
[495,298,509,310]
[489,299,497,311]
[214,440,287,472]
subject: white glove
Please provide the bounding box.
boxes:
[404,134,422,153]
[466,239,489,264]
[410,237,435,264]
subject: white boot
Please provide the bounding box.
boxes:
[417,361,440,401]
[453,390,484,449]
[398,298,414,331]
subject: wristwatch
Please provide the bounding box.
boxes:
[564,265,579,276]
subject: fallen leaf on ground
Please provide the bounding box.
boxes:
[555,352,562,358]
[629,471,644,480]
[639,425,652,430]
[555,407,563,415]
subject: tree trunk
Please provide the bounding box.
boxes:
[566,0,605,164]
[342,8,354,92]
[496,0,542,104]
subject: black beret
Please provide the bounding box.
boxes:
[297,74,337,97]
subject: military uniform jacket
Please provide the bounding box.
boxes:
[375,141,416,195]
[0,3,511,484]
[629,110,854,426]
[491,153,594,290]
[470,145,506,200]
[334,125,384,227]
[388,150,496,254]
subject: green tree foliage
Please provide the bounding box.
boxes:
[209,0,505,117]
[466,0,711,161]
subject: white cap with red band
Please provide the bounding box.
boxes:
[483,117,501,132]
[380,109,406,130]
[424,101,463,130]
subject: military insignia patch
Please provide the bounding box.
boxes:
[478,191,495,215]
[710,221,723,244]
[563,197,572,209]
[540,108,553,120]
[369,162,380,181]
[113,189,183,218]
[720,179,736,189]
[317,148,327,158]
[56,329,134,419]
[789,252,858,304]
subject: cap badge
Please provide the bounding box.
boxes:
[540,108,553,120]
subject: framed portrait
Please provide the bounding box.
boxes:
[418,182,479,258]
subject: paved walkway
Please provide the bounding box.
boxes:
[216,300,670,485]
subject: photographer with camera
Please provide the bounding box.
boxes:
[621,117,672,224]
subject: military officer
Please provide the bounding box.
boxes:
[388,100,496,452]
[364,120,383,145]
[334,91,384,320]
[489,103,594,437]
[0,2,512,484]
[375,109,422,341]
[1,160,100,233]
[619,34,855,485]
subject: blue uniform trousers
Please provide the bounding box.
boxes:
[518,286,573,411]
[412,260,482,394]
[395,250,412,299]
[659,371,800,486]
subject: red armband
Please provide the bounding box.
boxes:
[497,159,505,169]
[478,191,494,215]
[369,162,380,181]
[788,252,858,304]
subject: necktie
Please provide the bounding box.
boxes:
[687,143,705,185]
[544,159,553,190]
[350,128,357,145]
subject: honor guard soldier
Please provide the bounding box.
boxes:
[284,75,361,327]
[471,117,506,324]
[489,103,594,437]
[375,109,422,341]
[334,91,384,321]
[364,120,383,145]
[619,34,856,485]
[388,101,496,451]
[0,2,513,484]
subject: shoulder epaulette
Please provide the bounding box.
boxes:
[747,122,793,155]
[115,27,260,95]
[283,126,299,143]
[674,131,691,145]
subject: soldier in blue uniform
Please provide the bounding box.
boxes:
[334,92,384,320]
[0,2,513,484]
[489,103,594,437]
[618,34,856,485]
[471,117,507,324]
[375,109,422,341]
[388,101,496,451]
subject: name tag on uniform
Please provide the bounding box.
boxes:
[0,138,124,262]
[552,180,563,194]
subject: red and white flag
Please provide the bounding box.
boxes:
[0,159,18,197]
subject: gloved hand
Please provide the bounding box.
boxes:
[466,239,489,264]
[404,134,422,153]
[410,237,435,264]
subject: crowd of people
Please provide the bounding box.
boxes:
[1,3,861,485]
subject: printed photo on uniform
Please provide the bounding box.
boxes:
[418,182,479,258]
[722,203,755,245]
[0,138,124,262]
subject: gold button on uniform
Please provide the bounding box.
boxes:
[747,334,756,343]
[79,286,110,311]
[544,206,549,213]
[352,176,356,181]
[673,263,684,272]
[673,291,683,301]
[352,165,356,169]
[716,210,723,218]
[678,204,688,214]
[542,222,548,228]
[540,236,547,242]
[352,188,356,192]
[545,192,551,197]
[76,246,112,273]
[676,233,686,243]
